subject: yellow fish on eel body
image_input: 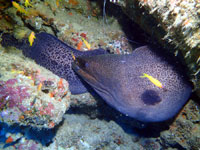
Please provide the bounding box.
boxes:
[29,32,36,46]
[140,73,163,88]
[12,1,28,14]
[71,52,76,60]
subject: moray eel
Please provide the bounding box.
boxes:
[72,46,192,122]
[1,32,107,94]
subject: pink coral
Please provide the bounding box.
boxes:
[0,79,30,112]
[38,102,54,116]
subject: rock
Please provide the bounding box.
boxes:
[0,48,71,129]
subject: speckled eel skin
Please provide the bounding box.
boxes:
[1,33,192,122]
[72,46,192,122]
[1,32,107,94]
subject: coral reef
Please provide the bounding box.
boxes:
[160,100,200,150]
[0,0,133,54]
[0,48,70,128]
[44,114,142,150]
[0,0,199,149]
[0,99,199,150]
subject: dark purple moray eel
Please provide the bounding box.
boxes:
[1,32,107,94]
[72,46,192,122]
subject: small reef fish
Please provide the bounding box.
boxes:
[71,52,76,60]
[77,40,83,50]
[56,0,62,7]
[140,73,163,88]
[11,69,24,74]
[81,37,91,50]
[49,92,54,98]
[28,31,36,46]
[12,1,28,14]
[58,78,64,89]
[37,82,42,91]
[24,0,33,7]
[5,136,13,144]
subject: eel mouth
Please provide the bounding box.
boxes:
[72,57,88,72]
[72,57,116,108]
[72,57,108,94]
[72,57,98,87]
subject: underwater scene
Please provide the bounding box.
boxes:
[0,0,199,149]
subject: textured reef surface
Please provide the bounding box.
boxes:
[0,48,70,128]
[0,0,199,149]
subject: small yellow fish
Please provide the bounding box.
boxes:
[37,83,43,91]
[56,0,62,7]
[71,52,76,60]
[11,69,24,74]
[140,73,163,88]
[12,1,28,14]
[81,37,91,50]
[28,32,36,46]
[24,0,33,7]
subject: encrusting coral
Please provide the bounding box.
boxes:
[0,48,71,129]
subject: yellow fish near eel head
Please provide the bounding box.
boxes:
[28,32,36,46]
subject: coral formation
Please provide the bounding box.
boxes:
[46,114,142,150]
[160,100,200,150]
[0,48,70,128]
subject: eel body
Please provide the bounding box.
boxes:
[1,32,107,94]
[1,32,192,122]
[72,46,192,122]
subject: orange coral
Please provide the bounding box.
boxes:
[48,121,55,128]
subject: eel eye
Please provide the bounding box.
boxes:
[76,58,89,69]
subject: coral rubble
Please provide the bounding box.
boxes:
[0,48,70,128]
